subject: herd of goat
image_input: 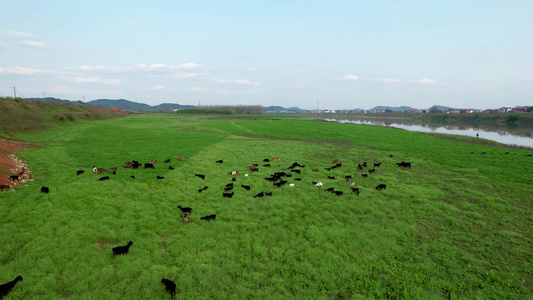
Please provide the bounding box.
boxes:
[4,155,412,299]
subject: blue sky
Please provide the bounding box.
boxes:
[1,1,531,110]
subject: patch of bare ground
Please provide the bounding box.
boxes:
[0,137,41,191]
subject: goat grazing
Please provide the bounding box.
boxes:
[112,241,133,256]
[216,160,224,163]
[144,163,155,169]
[223,192,235,198]
[161,278,176,300]
[241,185,251,190]
[164,159,172,163]
[198,186,208,193]
[181,213,190,224]
[201,214,216,221]
[195,174,205,180]
[177,205,192,214]
[157,176,165,179]
[0,275,23,298]
[97,176,110,181]
[41,186,49,193]
[376,184,387,190]
[77,170,84,176]
[351,187,360,195]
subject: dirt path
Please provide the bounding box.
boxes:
[0,137,41,191]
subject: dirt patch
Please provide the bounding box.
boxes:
[0,137,41,191]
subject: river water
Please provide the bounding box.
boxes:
[322,118,533,149]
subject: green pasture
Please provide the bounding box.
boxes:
[1,114,532,299]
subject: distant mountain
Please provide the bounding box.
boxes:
[25,98,195,111]
[265,106,307,113]
[371,106,420,112]
[430,105,455,111]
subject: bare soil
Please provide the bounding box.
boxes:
[0,137,41,191]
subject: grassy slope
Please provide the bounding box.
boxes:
[1,115,531,299]
[0,97,125,137]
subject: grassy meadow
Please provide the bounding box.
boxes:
[1,114,532,299]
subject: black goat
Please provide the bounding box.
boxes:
[223,192,234,198]
[361,174,368,178]
[241,185,251,190]
[396,161,411,169]
[177,205,192,214]
[76,170,84,176]
[216,160,224,163]
[41,186,49,193]
[376,184,387,190]
[157,176,165,179]
[130,175,135,179]
[97,176,110,181]
[351,187,360,195]
[112,241,133,256]
[144,163,155,169]
[168,166,175,170]
[265,192,273,197]
[161,278,176,300]
[0,275,23,298]
[198,186,208,193]
[195,174,205,180]
[164,159,172,163]
[273,180,287,187]
[201,214,216,221]
[132,160,141,169]
[374,162,382,168]
[254,191,265,198]
[263,158,270,162]
[328,176,336,180]
[290,169,301,174]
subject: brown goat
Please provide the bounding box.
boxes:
[181,213,190,224]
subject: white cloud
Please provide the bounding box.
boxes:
[218,79,260,85]
[149,85,166,90]
[20,40,47,48]
[179,63,204,69]
[0,67,40,75]
[0,30,33,38]
[342,74,359,80]
[415,78,436,84]
[68,76,121,84]
[187,87,207,92]
[379,78,400,83]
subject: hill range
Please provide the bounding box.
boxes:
[25,97,461,112]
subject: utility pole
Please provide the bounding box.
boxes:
[14,86,16,98]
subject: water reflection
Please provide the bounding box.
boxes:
[323,118,533,149]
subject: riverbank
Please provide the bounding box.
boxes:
[309,111,533,126]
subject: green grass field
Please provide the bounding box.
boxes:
[1,114,532,299]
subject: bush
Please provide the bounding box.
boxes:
[506,114,520,123]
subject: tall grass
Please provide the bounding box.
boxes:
[1,114,531,299]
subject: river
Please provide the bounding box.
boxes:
[322,118,533,149]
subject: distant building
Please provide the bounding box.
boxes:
[499,107,513,113]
